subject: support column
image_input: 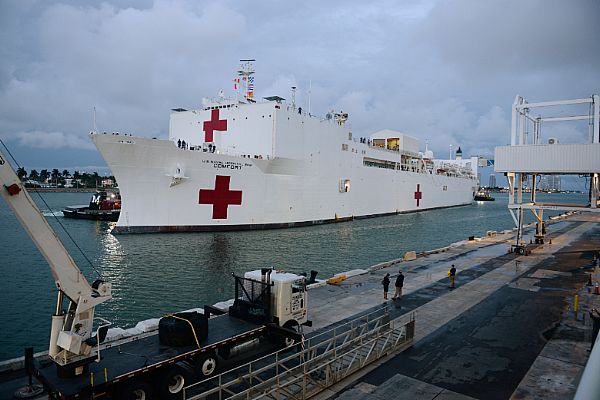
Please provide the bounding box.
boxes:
[511,96,521,146]
[593,95,599,143]
[517,173,525,244]
[592,173,599,209]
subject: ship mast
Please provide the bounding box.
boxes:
[237,59,256,103]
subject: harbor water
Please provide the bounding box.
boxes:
[0,191,587,360]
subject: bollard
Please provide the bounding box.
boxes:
[595,282,600,295]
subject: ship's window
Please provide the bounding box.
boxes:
[348,132,352,140]
[262,115,264,118]
[339,179,351,193]
[269,115,271,117]
[342,144,348,151]
[245,117,248,119]
[363,157,396,170]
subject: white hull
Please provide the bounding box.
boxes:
[92,138,477,233]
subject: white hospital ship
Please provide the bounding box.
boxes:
[92,61,478,233]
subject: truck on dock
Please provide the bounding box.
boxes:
[0,149,310,400]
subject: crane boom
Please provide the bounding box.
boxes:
[0,150,111,366]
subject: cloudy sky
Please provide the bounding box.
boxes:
[0,0,598,183]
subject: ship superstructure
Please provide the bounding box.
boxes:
[92,61,478,233]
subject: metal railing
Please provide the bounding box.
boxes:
[184,306,415,400]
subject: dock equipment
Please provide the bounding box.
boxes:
[495,94,600,245]
[183,306,415,399]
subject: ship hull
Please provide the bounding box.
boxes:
[92,134,477,233]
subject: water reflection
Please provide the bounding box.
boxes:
[206,234,235,272]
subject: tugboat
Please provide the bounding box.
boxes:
[62,191,121,221]
[474,189,495,201]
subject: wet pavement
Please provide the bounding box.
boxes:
[317,215,600,400]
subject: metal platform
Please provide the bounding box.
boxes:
[494,94,600,245]
[183,307,415,399]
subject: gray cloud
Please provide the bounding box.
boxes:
[0,0,598,173]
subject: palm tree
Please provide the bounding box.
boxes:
[62,169,70,178]
[16,167,27,180]
[81,172,91,188]
[91,172,100,188]
[40,169,50,184]
[73,171,81,188]
[51,169,60,187]
[29,169,39,182]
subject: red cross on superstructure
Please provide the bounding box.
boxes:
[203,109,228,142]
[414,184,422,207]
[198,175,242,219]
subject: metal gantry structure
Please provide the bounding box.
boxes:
[183,307,415,400]
[495,95,600,246]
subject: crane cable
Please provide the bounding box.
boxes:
[0,139,104,280]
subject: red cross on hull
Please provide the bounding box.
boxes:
[199,175,242,219]
[203,109,227,142]
[414,184,422,207]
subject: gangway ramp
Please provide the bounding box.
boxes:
[184,306,415,399]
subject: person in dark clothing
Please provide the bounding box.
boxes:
[382,273,390,300]
[177,139,181,148]
[393,270,404,300]
[449,264,457,288]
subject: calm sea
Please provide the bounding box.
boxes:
[0,191,587,360]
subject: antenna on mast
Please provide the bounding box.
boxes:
[93,107,97,134]
[308,80,312,115]
[291,86,297,109]
[237,59,256,102]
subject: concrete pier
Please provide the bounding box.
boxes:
[304,213,600,400]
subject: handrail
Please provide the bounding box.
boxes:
[183,308,416,399]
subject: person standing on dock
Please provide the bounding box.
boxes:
[393,270,404,300]
[382,273,390,300]
[449,264,457,288]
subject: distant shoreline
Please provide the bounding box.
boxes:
[28,188,114,193]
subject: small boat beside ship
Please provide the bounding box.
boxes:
[474,189,495,201]
[62,191,121,221]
